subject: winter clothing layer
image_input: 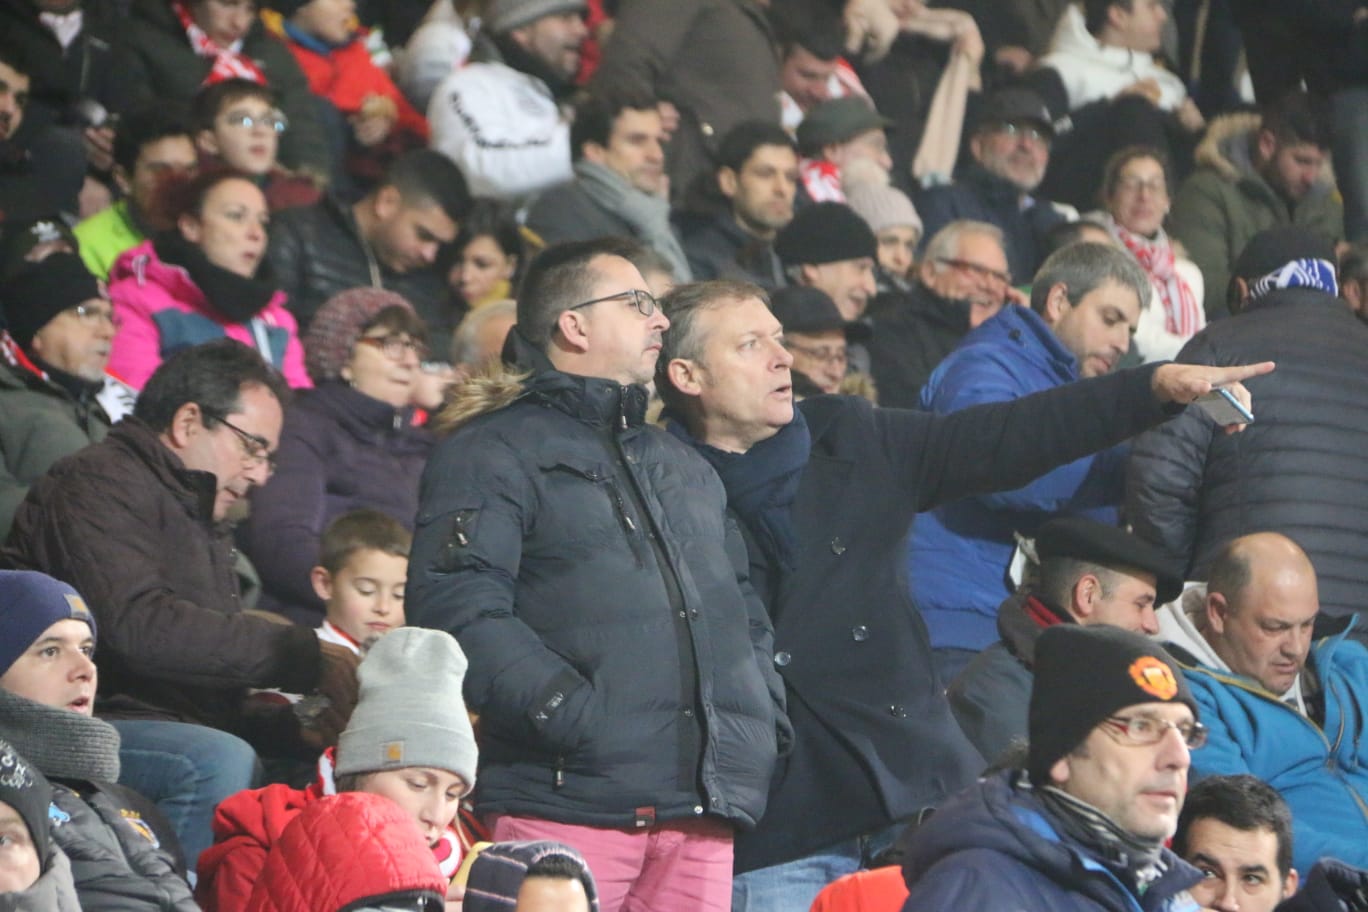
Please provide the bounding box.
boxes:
[1165,619,1368,874]
[0,350,111,540]
[240,381,433,625]
[109,0,331,176]
[908,305,1126,653]
[0,845,82,912]
[1040,4,1189,112]
[679,212,785,288]
[0,418,323,751]
[107,240,311,390]
[713,360,1175,872]
[915,164,1073,282]
[863,282,972,410]
[265,194,458,349]
[1126,287,1368,622]
[588,0,780,205]
[1169,113,1344,319]
[900,771,1201,912]
[239,792,448,912]
[407,336,787,830]
[0,0,125,131]
[74,201,145,281]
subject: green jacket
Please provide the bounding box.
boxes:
[74,200,143,281]
[0,357,111,540]
[110,0,331,179]
[1170,112,1344,321]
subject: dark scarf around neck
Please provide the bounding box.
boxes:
[155,232,278,325]
[666,408,811,571]
[1038,782,1167,893]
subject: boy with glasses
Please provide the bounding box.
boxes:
[900,624,1206,912]
[192,79,321,212]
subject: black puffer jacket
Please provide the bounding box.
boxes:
[864,282,973,409]
[1127,288,1368,620]
[265,195,458,347]
[408,337,787,828]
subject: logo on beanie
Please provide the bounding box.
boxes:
[0,744,33,790]
[383,741,405,765]
[1129,656,1179,700]
[64,593,91,621]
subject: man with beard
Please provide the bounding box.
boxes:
[907,242,1149,685]
[1170,89,1343,320]
[427,0,587,204]
[682,121,798,288]
[916,85,1075,281]
[900,625,1205,912]
[865,219,1021,408]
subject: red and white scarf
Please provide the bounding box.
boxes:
[172,0,267,86]
[1106,216,1201,337]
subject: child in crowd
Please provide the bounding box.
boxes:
[197,628,484,911]
[462,841,598,912]
[263,0,429,189]
[312,509,410,656]
[191,79,322,211]
[0,738,80,910]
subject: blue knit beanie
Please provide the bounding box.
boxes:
[0,571,96,677]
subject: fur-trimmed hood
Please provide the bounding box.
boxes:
[1193,112,1263,183]
[432,365,529,434]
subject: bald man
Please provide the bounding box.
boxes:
[1159,532,1368,875]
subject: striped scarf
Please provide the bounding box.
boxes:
[1105,215,1201,337]
[172,0,268,86]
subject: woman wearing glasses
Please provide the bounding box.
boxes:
[241,287,437,626]
[107,168,312,391]
[1094,146,1205,362]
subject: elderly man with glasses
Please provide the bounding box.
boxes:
[407,238,790,912]
[901,623,1207,912]
[907,240,1155,686]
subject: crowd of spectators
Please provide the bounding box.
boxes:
[0,0,1366,910]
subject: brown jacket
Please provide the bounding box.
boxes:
[1,419,321,749]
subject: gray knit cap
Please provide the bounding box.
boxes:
[485,0,586,33]
[335,628,478,792]
[845,181,922,237]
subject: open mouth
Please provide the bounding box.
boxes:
[68,696,92,712]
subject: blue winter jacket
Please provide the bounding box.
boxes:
[907,305,1128,652]
[1179,626,1368,874]
[902,771,1202,912]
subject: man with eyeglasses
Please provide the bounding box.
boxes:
[1159,532,1368,875]
[900,624,1206,912]
[915,86,1075,281]
[408,238,788,912]
[0,253,117,539]
[2,339,362,765]
[769,286,869,397]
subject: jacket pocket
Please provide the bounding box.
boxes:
[538,458,649,568]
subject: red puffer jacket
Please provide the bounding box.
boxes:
[242,792,447,912]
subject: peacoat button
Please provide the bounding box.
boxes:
[693,805,704,815]
[678,610,687,619]
[831,537,846,555]
[701,122,715,137]
[774,651,791,667]
[690,608,700,619]
[851,625,869,641]
[889,704,907,718]
[683,707,694,718]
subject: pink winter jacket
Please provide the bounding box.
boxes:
[108,240,313,390]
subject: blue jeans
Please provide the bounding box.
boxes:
[731,824,903,912]
[110,720,260,878]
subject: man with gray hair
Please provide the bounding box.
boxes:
[450,299,517,376]
[907,242,1153,684]
[408,239,788,911]
[866,220,1024,408]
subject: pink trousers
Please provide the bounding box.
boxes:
[489,814,734,912]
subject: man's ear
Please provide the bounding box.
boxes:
[799,263,822,287]
[112,164,133,197]
[1227,277,1250,315]
[666,357,703,397]
[374,184,402,221]
[1256,128,1278,166]
[1049,755,1071,786]
[165,401,204,450]
[717,167,739,199]
[1071,573,1100,620]
[969,132,985,164]
[1206,591,1231,635]
[555,308,591,354]
[1042,282,1071,325]
[581,141,608,166]
[1282,868,1299,899]
[310,566,333,603]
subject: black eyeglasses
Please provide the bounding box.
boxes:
[936,257,1013,288]
[357,333,428,362]
[202,409,277,475]
[568,288,658,318]
[1103,715,1208,749]
[69,302,121,328]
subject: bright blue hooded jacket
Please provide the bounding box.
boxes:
[907,305,1128,652]
[1177,625,1368,875]
[901,771,1202,912]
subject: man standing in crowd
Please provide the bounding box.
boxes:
[908,242,1150,683]
[655,278,1268,911]
[950,515,1182,765]
[408,240,788,912]
[428,0,586,203]
[1160,532,1368,874]
[900,625,1204,911]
